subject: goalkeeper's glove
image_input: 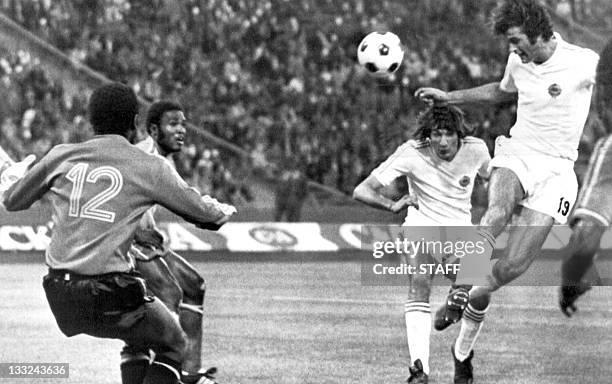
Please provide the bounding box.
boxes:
[0,154,36,192]
[198,195,237,230]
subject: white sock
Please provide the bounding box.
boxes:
[404,301,431,374]
[454,303,488,361]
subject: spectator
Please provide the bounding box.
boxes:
[275,159,309,222]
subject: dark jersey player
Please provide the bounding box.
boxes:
[2,83,234,384]
[559,38,612,316]
[121,100,233,384]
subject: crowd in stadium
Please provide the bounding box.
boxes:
[0,0,609,202]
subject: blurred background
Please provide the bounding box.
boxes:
[0,0,610,223]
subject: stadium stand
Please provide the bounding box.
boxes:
[0,0,611,214]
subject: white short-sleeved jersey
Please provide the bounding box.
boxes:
[500,32,599,161]
[135,135,176,168]
[372,137,490,225]
[135,135,157,155]
[134,135,166,226]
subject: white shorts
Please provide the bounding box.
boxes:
[402,206,471,227]
[489,136,578,224]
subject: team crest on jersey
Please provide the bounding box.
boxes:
[548,83,562,97]
[459,176,470,187]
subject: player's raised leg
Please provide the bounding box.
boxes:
[467,206,554,304]
[451,167,522,298]
[479,167,524,239]
[454,163,559,298]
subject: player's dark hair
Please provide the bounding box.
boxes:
[596,39,612,120]
[146,101,184,134]
[88,82,139,136]
[493,0,553,44]
[414,105,468,141]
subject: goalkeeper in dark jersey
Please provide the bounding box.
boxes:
[2,83,234,384]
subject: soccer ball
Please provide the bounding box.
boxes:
[357,31,404,76]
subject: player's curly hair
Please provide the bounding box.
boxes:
[493,0,553,44]
[145,100,184,134]
[414,105,468,141]
[88,82,139,136]
[596,39,612,119]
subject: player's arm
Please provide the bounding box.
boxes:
[414,82,516,106]
[150,161,233,229]
[2,156,47,211]
[353,174,417,214]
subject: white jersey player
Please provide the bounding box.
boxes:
[353,105,490,383]
[415,1,599,382]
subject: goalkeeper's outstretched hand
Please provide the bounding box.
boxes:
[198,195,237,231]
[0,154,36,192]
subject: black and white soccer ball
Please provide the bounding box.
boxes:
[357,31,404,77]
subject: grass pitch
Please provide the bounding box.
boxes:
[1,255,611,384]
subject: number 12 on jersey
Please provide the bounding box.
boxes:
[66,163,123,223]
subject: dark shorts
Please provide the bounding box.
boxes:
[42,269,150,337]
[572,135,612,227]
